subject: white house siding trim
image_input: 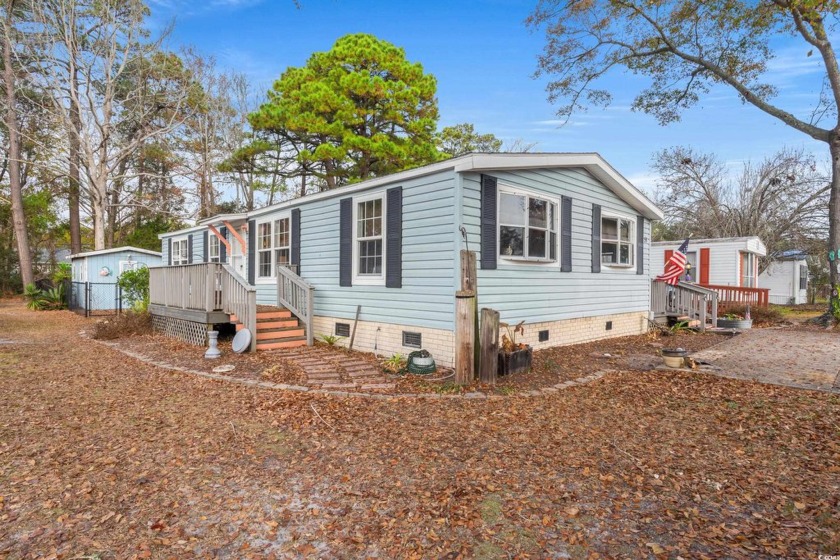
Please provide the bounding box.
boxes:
[461,167,651,326]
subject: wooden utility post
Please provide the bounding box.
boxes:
[455,250,478,384]
[479,308,500,383]
[455,290,476,384]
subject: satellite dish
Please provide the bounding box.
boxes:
[232,328,251,353]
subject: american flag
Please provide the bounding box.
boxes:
[656,238,689,285]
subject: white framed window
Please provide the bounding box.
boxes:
[208,234,220,262]
[498,187,558,263]
[601,215,635,267]
[274,217,290,269]
[119,260,140,275]
[353,194,385,284]
[741,252,756,287]
[255,215,291,280]
[171,237,189,265]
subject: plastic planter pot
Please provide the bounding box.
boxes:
[498,346,533,376]
[717,318,753,329]
[661,348,688,369]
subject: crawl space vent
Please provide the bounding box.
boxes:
[335,323,350,337]
[605,321,613,331]
[402,331,422,348]
[538,330,549,342]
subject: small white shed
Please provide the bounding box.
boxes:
[759,250,808,305]
[651,237,767,287]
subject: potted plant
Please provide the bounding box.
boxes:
[717,312,753,329]
[498,320,532,376]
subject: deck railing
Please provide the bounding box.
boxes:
[701,284,769,308]
[277,264,314,346]
[651,280,719,331]
[221,264,257,351]
[149,263,257,351]
[149,263,222,310]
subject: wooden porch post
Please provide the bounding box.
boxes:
[455,290,476,384]
[479,308,500,383]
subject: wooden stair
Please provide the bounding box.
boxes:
[231,307,307,351]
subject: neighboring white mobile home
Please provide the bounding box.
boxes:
[759,250,809,305]
[651,237,767,287]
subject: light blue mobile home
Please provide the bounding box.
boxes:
[151,153,663,365]
[70,246,162,311]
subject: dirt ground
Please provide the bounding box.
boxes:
[1,301,838,559]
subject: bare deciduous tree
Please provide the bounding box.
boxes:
[653,146,829,271]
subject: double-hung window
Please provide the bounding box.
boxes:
[274,218,290,269]
[208,234,220,262]
[257,222,272,278]
[601,216,634,267]
[741,252,756,287]
[171,238,188,265]
[354,196,384,282]
[498,189,558,262]
[256,217,291,280]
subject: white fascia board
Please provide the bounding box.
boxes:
[158,225,207,239]
[197,213,247,225]
[69,246,163,259]
[454,153,664,221]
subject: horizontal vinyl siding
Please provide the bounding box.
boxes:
[191,232,204,263]
[462,168,651,324]
[256,171,458,331]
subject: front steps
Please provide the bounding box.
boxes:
[231,307,307,351]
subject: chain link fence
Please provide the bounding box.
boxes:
[68,281,123,317]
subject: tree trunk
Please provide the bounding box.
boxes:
[828,133,840,319]
[3,1,33,289]
[68,68,82,254]
[91,175,107,250]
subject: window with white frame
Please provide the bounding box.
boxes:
[274,217,290,269]
[256,217,291,279]
[119,260,140,275]
[741,252,756,287]
[208,234,220,262]
[601,216,634,267]
[498,189,558,261]
[355,197,384,279]
[171,238,188,265]
[257,222,273,278]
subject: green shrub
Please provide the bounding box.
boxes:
[318,333,345,345]
[24,284,44,310]
[52,262,71,284]
[118,267,149,311]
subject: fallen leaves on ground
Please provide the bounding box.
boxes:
[0,301,838,559]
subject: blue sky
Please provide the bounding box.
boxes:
[149,0,829,194]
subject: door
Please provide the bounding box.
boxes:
[230,235,246,278]
[682,251,698,282]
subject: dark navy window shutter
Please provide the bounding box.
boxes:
[187,234,194,264]
[219,227,227,263]
[480,174,497,270]
[636,215,645,275]
[560,196,573,272]
[591,204,602,273]
[202,231,208,262]
[291,208,301,273]
[167,238,172,266]
[339,198,353,287]
[247,219,256,284]
[386,187,403,288]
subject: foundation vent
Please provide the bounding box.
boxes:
[335,323,351,337]
[402,331,422,348]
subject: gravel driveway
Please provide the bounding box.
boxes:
[691,327,840,393]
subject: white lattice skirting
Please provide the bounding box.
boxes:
[151,315,207,347]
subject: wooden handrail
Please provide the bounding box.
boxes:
[276,264,315,346]
[651,280,719,330]
[700,284,769,308]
